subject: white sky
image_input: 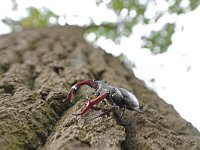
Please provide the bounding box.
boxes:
[0,0,200,131]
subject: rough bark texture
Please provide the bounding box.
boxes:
[0,26,200,150]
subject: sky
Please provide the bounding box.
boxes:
[0,0,200,131]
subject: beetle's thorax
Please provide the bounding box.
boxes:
[95,81,113,93]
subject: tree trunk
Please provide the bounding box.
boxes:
[0,26,199,150]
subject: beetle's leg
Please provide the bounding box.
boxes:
[73,92,109,116]
[92,106,116,120]
[119,106,126,120]
[91,100,117,120]
[66,80,98,102]
[100,99,107,105]
[132,107,144,114]
[107,99,114,105]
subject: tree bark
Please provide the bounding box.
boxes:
[0,26,199,150]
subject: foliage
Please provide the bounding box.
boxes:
[95,0,200,53]
[142,23,175,54]
[2,7,58,31]
[117,53,136,69]
[92,0,149,43]
[2,0,200,54]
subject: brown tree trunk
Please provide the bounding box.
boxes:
[0,26,199,150]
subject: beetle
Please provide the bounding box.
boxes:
[65,79,143,119]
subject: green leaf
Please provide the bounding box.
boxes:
[111,0,123,12]
[142,23,175,54]
[190,0,200,10]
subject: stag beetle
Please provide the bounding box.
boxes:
[66,79,143,119]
